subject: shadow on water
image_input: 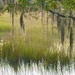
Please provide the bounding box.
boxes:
[0,40,75,75]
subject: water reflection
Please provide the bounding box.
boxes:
[0,54,75,75]
[0,60,75,75]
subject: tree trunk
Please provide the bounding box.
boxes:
[46,11,49,48]
[11,0,14,52]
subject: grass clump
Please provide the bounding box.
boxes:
[44,50,58,69]
[59,51,70,66]
[1,37,45,64]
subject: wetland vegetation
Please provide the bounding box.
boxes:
[0,0,75,75]
[0,12,75,75]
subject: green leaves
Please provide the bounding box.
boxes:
[62,0,75,10]
[0,0,75,14]
[18,0,31,8]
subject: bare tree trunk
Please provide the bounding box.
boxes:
[41,0,45,37]
[46,11,49,48]
[11,0,14,52]
[41,5,43,24]
[41,4,44,32]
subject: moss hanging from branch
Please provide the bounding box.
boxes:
[20,10,25,32]
[57,15,61,46]
[51,13,54,23]
[49,9,75,55]
[41,0,44,24]
[69,27,73,57]
[40,0,45,36]
[70,27,73,50]
[61,18,65,45]
[57,16,65,45]
[20,10,26,41]
[68,11,72,32]
[57,15,62,32]
[51,13,54,25]
[50,12,55,36]
[46,11,49,47]
[73,19,75,27]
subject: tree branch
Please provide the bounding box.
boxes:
[49,10,75,20]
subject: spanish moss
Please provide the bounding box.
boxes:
[57,15,62,32]
[61,18,65,45]
[20,10,25,32]
[68,11,72,32]
[70,27,73,58]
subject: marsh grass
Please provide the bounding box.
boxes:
[0,13,12,36]
[0,27,72,71]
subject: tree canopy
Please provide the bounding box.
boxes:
[0,0,75,13]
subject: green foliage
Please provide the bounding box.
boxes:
[61,0,75,10]
[6,4,13,12]
[0,5,4,13]
[46,0,58,10]
[0,0,75,13]
[18,0,31,9]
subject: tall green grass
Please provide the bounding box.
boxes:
[0,27,72,70]
[0,14,11,36]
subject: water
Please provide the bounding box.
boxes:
[0,61,75,75]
